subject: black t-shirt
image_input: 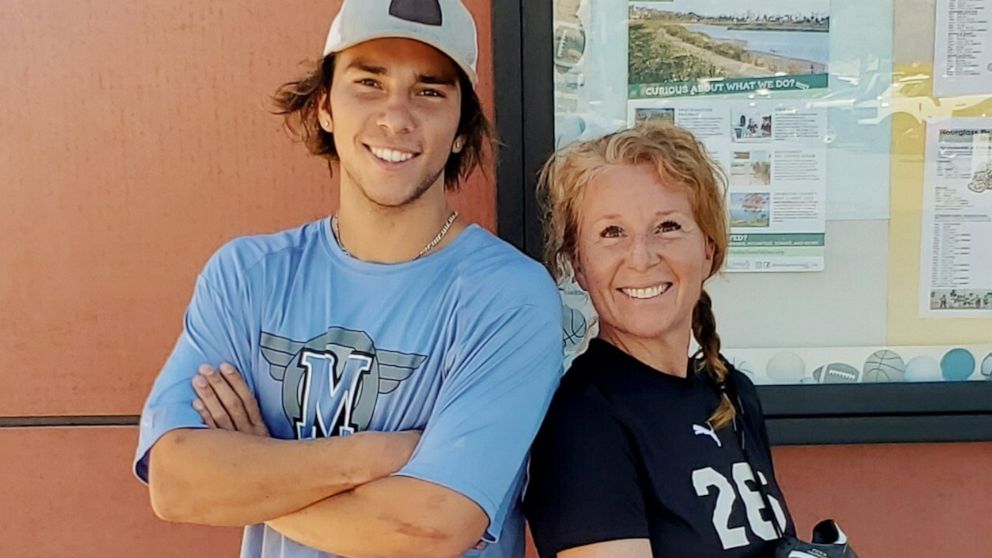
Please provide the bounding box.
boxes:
[524,339,794,558]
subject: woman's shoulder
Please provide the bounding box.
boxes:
[724,363,761,405]
[723,361,771,436]
[548,362,614,417]
[552,340,638,404]
[727,364,758,393]
[535,356,635,446]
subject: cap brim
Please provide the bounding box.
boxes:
[323,32,478,86]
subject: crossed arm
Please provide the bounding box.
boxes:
[148,363,488,558]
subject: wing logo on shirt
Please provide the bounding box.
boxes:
[260,328,426,439]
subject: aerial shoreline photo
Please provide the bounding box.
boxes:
[629,0,830,97]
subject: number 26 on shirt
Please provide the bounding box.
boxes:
[692,462,787,550]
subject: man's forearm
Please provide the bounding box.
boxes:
[148,428,413,526]
[267,475,489,558]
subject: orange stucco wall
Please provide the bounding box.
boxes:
[1,2,989,558]
[1,0,494,418]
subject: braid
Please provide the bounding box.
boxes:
[692,289,735,429]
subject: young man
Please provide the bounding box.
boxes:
[133,1,563,557]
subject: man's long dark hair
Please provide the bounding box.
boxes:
[271,53,496,190]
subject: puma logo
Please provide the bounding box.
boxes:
[693,423,722,447]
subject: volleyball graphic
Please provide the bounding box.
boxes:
[862,350,905,383]
[940,348,976,381]
[812,362,860,383]
[766,351,806,382]
[904,356,941,382]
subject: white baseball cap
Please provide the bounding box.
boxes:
[322,0,479,86]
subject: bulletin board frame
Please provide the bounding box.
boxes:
[491,0,992,445]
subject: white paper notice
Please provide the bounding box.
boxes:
[628,100,827,272]
[920,118,992,317]
[934,0,992,97]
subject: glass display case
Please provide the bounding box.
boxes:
[493,0,992,443]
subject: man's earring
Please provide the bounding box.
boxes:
[453,138,464,153]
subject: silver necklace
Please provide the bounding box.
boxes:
[332,211,459,260]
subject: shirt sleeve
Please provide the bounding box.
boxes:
[394,299,563,544]
[524,382,650,558]
[132,245,256,484]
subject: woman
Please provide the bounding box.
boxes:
[524,125,794,557]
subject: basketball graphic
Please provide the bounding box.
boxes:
[940,348,976,381]
[812,362,859,383]
[862,350,905,383]
[561,304,588,350]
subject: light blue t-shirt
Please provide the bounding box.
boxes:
[134,219,563,558]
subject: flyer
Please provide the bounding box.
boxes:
[920,119,992,317]
[628,0,830,99]
[629,100,828,272]
[933,0,992,97]
[552,0,631,146]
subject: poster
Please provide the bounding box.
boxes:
[552,0,630,147]
[628,0,830,99]
[933,0,992,97]
[629,100,828,272]
[553,0,587,116]
[920,118,992,317]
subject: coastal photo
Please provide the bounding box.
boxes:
[730,192,771,228]
[634,107,676,126]
[731,150,772,186]
[628,0,830,98]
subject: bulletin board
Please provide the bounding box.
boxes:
[493,0,992,443]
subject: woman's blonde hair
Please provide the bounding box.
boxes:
[538,123,735,428]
